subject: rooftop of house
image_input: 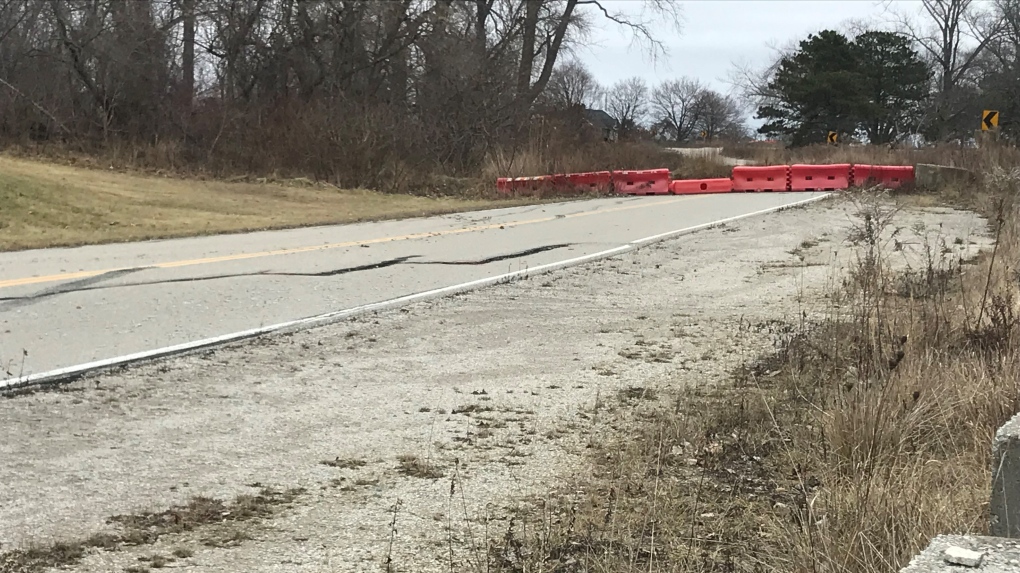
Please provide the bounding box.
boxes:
[584,108,619,130]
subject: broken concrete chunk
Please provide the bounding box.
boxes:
[943,546,984,568]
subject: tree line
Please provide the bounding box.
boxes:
[0,0,681,187]
[541,61,747,143]
[739,0,1020,145]
[0,0,1016,188]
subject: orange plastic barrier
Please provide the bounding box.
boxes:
[499,171,616,196]
[549,174,574,194]
[873,165,914,189]
[790,164,851,191]
[731,165,790,192]
[566,171,613,194]
[508,175,553,196]
[612,168,671,195]
[850,165,914,189]
[670,178,733,195]
[851,164,875,186]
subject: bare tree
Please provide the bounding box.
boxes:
[606,76,649,138]
[978,0,1020,137]
[887,0,1004,139]
[989,0,1020,60]
[181,0,195,108]
[725,38,797,110]
[694,90,746,141]
[514,0,682,106]
[651,77,704,142]
[544,59,602,110]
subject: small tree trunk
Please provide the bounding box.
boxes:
[182,0,195,109]
[516,0,540,97]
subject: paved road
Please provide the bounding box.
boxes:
[0,192,822,377]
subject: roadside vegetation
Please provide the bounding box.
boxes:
[0,155,543,251]
[0,144,736,251]
[490,146,1020,573]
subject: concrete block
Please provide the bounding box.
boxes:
[992,413,1020,538]
[945,546,985,567]
[900,535,1020,572]
[914,164,977,191]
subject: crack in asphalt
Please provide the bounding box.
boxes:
[0,268,150,311]
[412,243,571,266]
[0,244,573,310]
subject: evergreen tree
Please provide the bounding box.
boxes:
[757,30,931,145]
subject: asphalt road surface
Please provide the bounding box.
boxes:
[0,192,822,377]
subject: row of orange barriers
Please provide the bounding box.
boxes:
[496,163,915,197]
[725,164,914,193]
[496,170,671,196]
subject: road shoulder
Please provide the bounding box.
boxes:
[0,197,989,573]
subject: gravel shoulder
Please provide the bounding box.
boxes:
[0,196,990,572]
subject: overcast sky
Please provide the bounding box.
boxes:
[575,0,928,100]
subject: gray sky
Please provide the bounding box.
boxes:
[576,0,925,98]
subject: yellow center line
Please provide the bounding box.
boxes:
[0,196,698,290]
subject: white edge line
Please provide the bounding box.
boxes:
[2,193,830,392]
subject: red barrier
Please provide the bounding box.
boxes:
[496,178,510,194]
[790,164,851,191]
[874,165,914,189]
[851,164,874,186]
[508,175,553,196]
[850,165,914,189]
[670,178,733,195]
[612,168,671,195]
[731,165,790,192]
[549,174,574,194]
[566,171,612,194]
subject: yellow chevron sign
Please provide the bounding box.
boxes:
[983,110,999,131]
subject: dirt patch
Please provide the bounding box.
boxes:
[0,195,989,572]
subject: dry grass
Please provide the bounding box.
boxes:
[489,158,1020,573]
[0,155,534,252]
[396,454,445,479]
[320,457,368,469]
[0,141,745,251]
[0,486,302,573]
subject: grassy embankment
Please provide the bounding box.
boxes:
[0,143,730,251]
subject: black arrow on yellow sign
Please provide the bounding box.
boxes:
[983,110,999,131]
[827,131,838,144]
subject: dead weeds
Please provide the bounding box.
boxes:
[0,486,302,573]
[320,457,368,469]
[396,455,445,479]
